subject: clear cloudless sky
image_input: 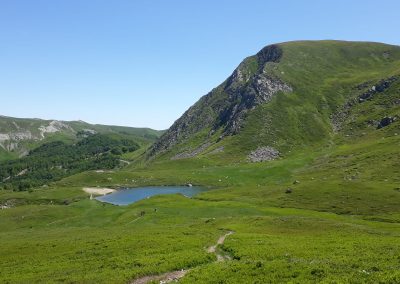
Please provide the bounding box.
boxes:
[1,0,399,129]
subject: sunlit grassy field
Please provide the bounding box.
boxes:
[1,129,399,283]
[1,40,400,283]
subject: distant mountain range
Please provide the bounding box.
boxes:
[0,115,163,160]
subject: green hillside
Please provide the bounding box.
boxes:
[1,41,400,283]
[149,40,400,163]
[0,133,140,190]
[0,115,163,160]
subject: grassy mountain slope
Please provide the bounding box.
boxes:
[0,116,163,189]
[149,40,400,163]
[0,115,163,160]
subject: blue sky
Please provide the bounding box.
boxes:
[1,0,399,129]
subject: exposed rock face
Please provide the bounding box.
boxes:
[77,129,98,138]
[358,76,398,102]
[216,45,291,137]
[38,120,73,138]
[220,72,292,135]
[377,116,397,129]
[0,120,74,155]
[0,131,34,152]
[248,146,280,162]
[149,44,292,157]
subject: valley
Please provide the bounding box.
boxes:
[0,40,400,283]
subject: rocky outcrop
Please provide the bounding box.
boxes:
[358,76,398,102]
[331,76,399,132]
[214,45,291,136]
[149,44,292,157]
[0,131,34,152]
[0,120,75,155]
[377,116,397,129]
[220,73,292,135]
[248,146,280,162]
[38,120,73,138]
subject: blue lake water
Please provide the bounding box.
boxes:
[95,186,207,205]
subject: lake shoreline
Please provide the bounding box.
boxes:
[94,186,208,206]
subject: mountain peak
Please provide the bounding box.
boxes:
[149,44,294,157]
[149,40,400,161]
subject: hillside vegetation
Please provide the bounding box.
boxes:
[150,41,400,163]
[0,41,400,283]
[0,133,140,190]
[0,115,163,160]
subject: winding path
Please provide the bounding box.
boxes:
[131,231,234,284]
[206,231,234,261]
[131,270,187,284]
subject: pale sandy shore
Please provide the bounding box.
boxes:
[82,187,115,196]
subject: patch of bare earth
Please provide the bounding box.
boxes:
[131,270,187,284]
[207,231,234,261]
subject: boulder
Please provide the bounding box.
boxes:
[248,146,280,162]
[377,116,396,129]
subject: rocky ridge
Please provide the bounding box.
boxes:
[0,116,163,158]
[0,120,75,155]
[149,44,292,158]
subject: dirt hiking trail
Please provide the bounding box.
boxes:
[131,231,234,284]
